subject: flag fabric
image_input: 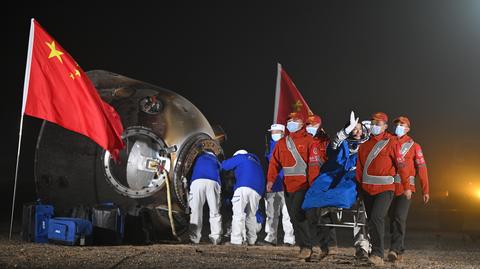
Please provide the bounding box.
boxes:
[22,19,124,159]
[273,63,313,125]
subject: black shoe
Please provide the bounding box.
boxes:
[387,250,398,262]
[298,247,313,260]
[355,248,369,260]
[257,240,276,246]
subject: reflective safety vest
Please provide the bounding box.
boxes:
[362,138,395,185]
[394,139,415,185]
[283,136,307,177]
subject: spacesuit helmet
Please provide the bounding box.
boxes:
[345,121,370,144]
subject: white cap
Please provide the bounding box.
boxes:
[269,124,285,132]
[233,149,248,156]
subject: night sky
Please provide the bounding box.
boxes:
[3,1,480,222]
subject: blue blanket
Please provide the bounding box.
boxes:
[302,140,358,210]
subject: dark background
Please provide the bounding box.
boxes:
[2,1,480,228]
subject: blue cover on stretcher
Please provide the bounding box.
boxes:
[302,140,358,210]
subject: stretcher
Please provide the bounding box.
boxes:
[316,198,367,230]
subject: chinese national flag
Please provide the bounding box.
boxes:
[22,19,124,159]
[273,63,313,125]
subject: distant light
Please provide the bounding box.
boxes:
[476,189,480,199]
[445,190,449,197]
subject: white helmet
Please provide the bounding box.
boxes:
[233,149,248,156]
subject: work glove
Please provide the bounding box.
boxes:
[344,111,359,134]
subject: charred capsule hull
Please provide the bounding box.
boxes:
[35,70,225,240]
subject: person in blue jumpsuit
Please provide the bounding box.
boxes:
[189,150,222,245]
[303,111,371,259]
[221,150,265,245]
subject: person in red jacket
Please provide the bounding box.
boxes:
[388,116,430,262]
[356,112,411,266]
[306,114,329,172]
[305,114,337,255]
[267,112,320,260]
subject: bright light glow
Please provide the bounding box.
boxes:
[476,189,480,199]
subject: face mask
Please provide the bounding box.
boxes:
[271,133,282,141]
[286,121,301,133]
[395,125,406,137]
[371,124,383,135]
[306,126,318,136]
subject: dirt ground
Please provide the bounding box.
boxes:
[1,229,479,269]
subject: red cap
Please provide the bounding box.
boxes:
[306,115,322,126]
[287,112,306,122]
[371,112,388,123]
[393,116,410,127]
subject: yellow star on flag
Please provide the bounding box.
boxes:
[75,69,81,77]
[45,41,64,63]
[292,100,303,112]
[69,73,75,80]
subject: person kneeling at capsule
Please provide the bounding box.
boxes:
[222,150,265,246]
[189,149,223,245]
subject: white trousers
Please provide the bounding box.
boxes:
[264,191,295,245]
[189,179,222,244]
[231,187,261,245]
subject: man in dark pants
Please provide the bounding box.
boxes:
[388,116,430,261]
[304,207,338,259]
[304,114,336,255]
[362,190,394,261]
[356,112,411,266]
[267,112,321,260]
[388,195,410,257]
[284,189,311,250]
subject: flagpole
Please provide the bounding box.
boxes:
[9,18,35,240]
[273,63,282,123]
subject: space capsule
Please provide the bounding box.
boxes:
[34,70,226,241]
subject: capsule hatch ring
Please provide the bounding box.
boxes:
[103,126,170,199]
[172,133,223,210]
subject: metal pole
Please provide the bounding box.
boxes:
[9,115,25,240]
[273,63,282,123]
[9,18,35,240]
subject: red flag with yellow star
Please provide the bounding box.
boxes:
[273,63,313,125]
[22,19,124,159]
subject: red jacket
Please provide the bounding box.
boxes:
[393,135,429,196]
[267,129,320,193]
[356,132,410,195]
[312,136,330,166]
[309,135,329,184]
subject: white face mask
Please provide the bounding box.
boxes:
[395,125,406,137]
[371,124,383,135]
[286,121,302,133]
[306,126,318,136]
[271,133,282,141]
